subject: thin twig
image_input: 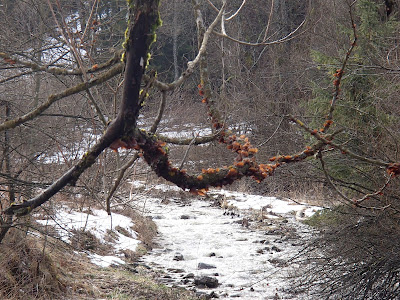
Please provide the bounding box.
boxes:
[257,117,283,147]
[179,133,200,169]
[213,19,306,47]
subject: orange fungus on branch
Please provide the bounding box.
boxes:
[387,163,400,177]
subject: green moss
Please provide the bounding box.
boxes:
[122,27,130,49]
[122,0,161,66]
[303,207,344,227]
[147,4,162,48]
[126,0,134,8]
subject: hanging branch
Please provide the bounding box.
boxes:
[289,115,389,168]
[5,0,400,219]
[319,150,391,211]
[213,19,307,47]
[105,152,139,215]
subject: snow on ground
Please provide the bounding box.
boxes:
[35,181,321,298]
[135,182,321,299]
[88,253,126,268]
[208,189,320,217]
[36,207,140,267]
[161,124,212,139]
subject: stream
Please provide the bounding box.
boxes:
[139,187,319,299]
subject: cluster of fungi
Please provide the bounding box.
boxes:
[387,163,400,177]
[108,51,400,196]
[107,70,400,197]
[108,84,329,196]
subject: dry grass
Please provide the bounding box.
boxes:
[0,228,69,299]
[0,226,201,299]
[86,266,202,300]
[114,207,158,251]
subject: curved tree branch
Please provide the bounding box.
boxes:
[4,0,161,216]
[213,19,306,47]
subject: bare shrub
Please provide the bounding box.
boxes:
[70,229,102,252]
[292,205,400,299]
[113,206,158,251]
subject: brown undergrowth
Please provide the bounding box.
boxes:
[0,227,76,299]
[0,194,201,299]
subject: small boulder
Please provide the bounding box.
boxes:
[198,262,217,269]
[183,273,195,279]
[194,276,219,288]
[167,268,185,273]
[173,252,184,261]
[208,291,220,298]
[271,245,282,252]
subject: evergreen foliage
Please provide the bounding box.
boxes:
[307,0,400,188]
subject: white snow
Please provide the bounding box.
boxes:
[36,182,321,296]
[137,184,320,299]
[36,207,140,267]
[88,253,126,268]
[212,189,321,216]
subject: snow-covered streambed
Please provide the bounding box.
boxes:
[36,183,320,299]
[139,186,320,299]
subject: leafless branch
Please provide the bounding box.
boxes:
[225,0,246,21]
[179,133,200,169]
[325,2,358,126]
[0,63,123,133]
[0,51,122,76]
[319,151,392,211]
[149,1,226,92]
[289,115,389,168]
[213,19,306,47]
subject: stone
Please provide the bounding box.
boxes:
[194,276,219,288]
[173,252,184,261]
[269,258,286,266]
[167,268,185,273]
[271,245,282,252]
[183,273,195,279]
[208,291,219,298]
[198,262,217,269]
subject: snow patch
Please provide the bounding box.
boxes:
[36,207,140,267]
[88,253,126,268]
